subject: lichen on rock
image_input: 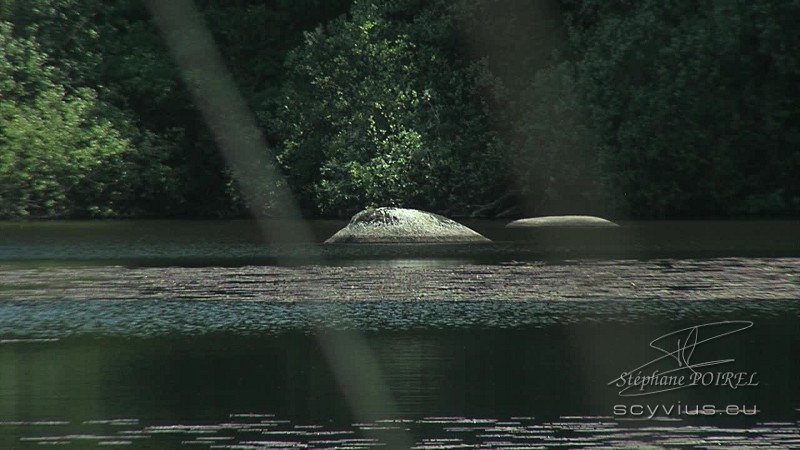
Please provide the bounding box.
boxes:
[325,207,491,244]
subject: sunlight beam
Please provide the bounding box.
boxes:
[144,1,411,447]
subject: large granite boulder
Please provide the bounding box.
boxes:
[325,207,490,243]
[506,215,618,228]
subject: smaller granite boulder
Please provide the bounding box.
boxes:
[506,215,618,228]
[325,207,490,243]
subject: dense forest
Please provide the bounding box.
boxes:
[1,0,798,219]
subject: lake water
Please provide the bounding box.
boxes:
[0,220,798,449]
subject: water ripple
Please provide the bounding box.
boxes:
[7,414,799,449]
[1,258,797,303]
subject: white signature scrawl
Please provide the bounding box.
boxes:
[609,321,760,397]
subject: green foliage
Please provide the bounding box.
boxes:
[273,0,503,216]
[0,21,132,218]
[506,61,602,215]
[1,0,352,218]
[200,0,353,111]
[1,0,798,219]
[565,0,800,217]
[0,0,104,87]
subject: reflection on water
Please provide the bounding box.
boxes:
[0,220,798,265]
[5,414,800,449]
[1,258,798,303]
[0,299,798,448]
[0,296,798,337]
[0,220,798,448]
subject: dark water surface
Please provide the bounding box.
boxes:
[0,220,798,449]
[1,219,798,265]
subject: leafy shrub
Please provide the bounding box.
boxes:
[272,0,503,216]
[0,21,132,218]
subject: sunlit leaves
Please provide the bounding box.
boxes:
[0,20,132,218]
[274,0,501,216]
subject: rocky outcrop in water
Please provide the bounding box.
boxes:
[506,215,619,228]
[325,207,490,243]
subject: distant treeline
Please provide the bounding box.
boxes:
[1,0,798,219]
